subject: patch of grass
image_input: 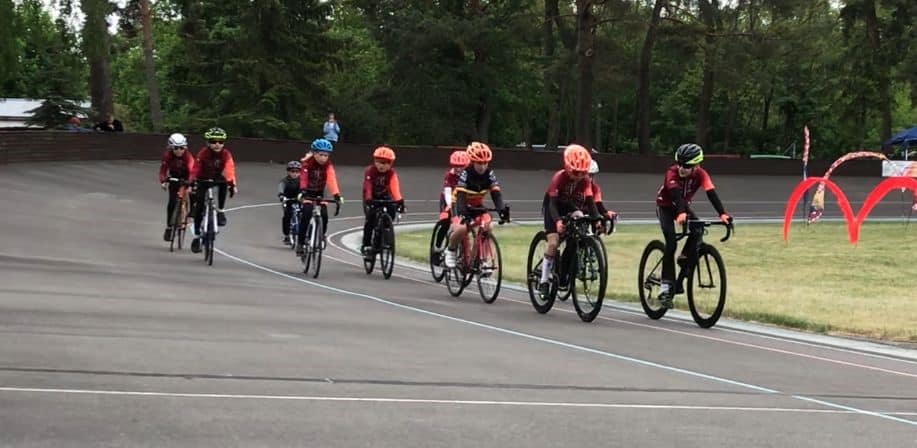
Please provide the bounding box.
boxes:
[397,222,917,342]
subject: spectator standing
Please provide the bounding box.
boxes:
[323,112,340,143]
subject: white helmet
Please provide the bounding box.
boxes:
[167,133,188,148]
[588,159,599,175]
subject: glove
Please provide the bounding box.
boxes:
[675,212,687,225]
[396,200,405,214]
[556,220,565,235]
[498,208,510,223]
[720,213,732,225]
[160,182,168,190]
[438,211,450,221]
[334,194,343,205]
[606,210,617,220]
[229,184,237,198]
[278,194,286,203]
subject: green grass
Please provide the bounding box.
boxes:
[398,222,917,342]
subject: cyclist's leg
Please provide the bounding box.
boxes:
[680,209,702,272]
[191,183,206,236]
[282,203,292,236]
[540,197,561,285]
[657,206,678,302]
[320,203,329,234]
[362,204,377,250]
[216,182,228,226]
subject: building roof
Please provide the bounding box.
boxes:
[0,98,90,119]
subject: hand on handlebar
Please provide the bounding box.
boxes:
[720,213,732,225]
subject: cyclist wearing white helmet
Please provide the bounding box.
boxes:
[278,161,302,245]
[159,133,194,241]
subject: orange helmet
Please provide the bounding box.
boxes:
[450,150,470,167]
[466,141,492,163]
[563,144,592,172]
[373,146,396,162]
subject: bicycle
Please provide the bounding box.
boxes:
[428,216,451,283]
[526,214,608,322]
[195,179,224,266]
[280,196,301,251]
[637,218,734,328]
[444,206,510,303]
[362,199,401,279]
[166,177,191,252]
[299,196,340,278]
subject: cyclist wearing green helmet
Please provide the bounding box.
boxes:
[654,143,731,308]
[190,127,238,253]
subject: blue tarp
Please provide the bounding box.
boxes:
[884,126,917,147]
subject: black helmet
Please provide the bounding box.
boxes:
[675,143,704,166]
[287,160,302,170]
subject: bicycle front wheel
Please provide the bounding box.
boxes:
[526,231,556,314]
[476,233,502,304]
[380,214,395,279]
[309,215,324,278]
[429,220,448,282]
[687,244,727,328]
[444,240,467,297]
[571,236,607,323]
[637,240,667,320]
[169,205,181,252]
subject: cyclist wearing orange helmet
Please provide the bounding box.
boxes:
[443,142,510,269]
[361,146,404,257]
[440,150,471,220]
[536,144,601,292]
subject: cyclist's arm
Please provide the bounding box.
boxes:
[585,196,600,219]
[223,153,237,186]
[158,151,169,184]
[278,180,286,199]
[705,189,727,216]
[362,167,373,201]
[326,164,341,197]
[490,188,504,211]
[546,195,561,223]
[455,190,468,216]
[389,171,403,202]
[443,187,453,209]
[185,152,196,182]
[669,186,688,214]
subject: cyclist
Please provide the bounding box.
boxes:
[296,138,342,256]
[361,146,405,259]
[537,145,600,295]
[587,160,618,234]
[159,133,195,241]
[190,127,237,253]
[278,161,302,246]
[443,142,509,268]
[440,150,471,220]
[655,143,731,308]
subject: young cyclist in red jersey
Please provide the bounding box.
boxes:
[158,133,195,241]
[655,143,731,308]
[296,138,342,255]
[537,145,601,295]
[361,146,405,259]
[443,142,510,268]
[190,127,237,253]
[440,150,471,220]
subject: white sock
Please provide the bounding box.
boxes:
[540,256,554,284]
[660,282,671,294]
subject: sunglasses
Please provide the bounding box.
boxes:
[678,163,697,169]
[171,146,187,150]
[208,140,225,145]
[374,159,392,165]
[571,170,587,176]
[287,169,300,172]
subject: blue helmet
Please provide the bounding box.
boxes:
[310,138,333,153]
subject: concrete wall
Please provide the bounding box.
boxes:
[0,131,883,177]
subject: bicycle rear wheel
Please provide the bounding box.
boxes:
[687,244,727,328]
[309,215,324,278]
[571,237,607,323]
[637,240,667,319]
[526,231,556,314]
[476,233,502,304]
[429,220,448,282]
[380,214,395,279]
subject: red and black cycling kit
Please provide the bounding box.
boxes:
[361,166,404,248]
[298,158,340,197]
[589,180,614,218]
[193,147,236,186]
[543,170,598,233]
[159,149,195,224]
[453,167,504,224]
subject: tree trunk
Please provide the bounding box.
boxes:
[862,0,891,144]
[759,87,772,152]
[574,0,596,148]
[608,96,619,152]
[695,0,719,149]
[81,0,113,121]
[544,0,560,151]
[723,93,738,152]
[637,0,666,155]
[140,0,163,131]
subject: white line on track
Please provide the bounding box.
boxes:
[0,386,879,414]
[205,215,917,427]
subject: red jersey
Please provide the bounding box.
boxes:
[545,170,593,208]
[442,168,462,189]
[363,166,403,201]
[299,157,340,196]
[590,179,604,203]
[655,165,714,208]
[193,147,236,184]
[158,149,195,183]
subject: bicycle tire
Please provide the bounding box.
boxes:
[637,240,667,320]
[444,239,467,297]
[687,244,727,328]
[526,231,556,314]
[476,233,502,304]
[177,198,188,251]
[310,215,324,278]
[363,230,376,274]
[380,214,395,279]
[571,236,607,323]
[301,219,313,273]
[429,220,448,283]
[169,204,181,252]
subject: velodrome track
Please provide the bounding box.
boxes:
[0,161,915,447]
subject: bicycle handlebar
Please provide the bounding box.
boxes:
[682,218,734,243]
[460,205,511,225]
[299,196,341,216]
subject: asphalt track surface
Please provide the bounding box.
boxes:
[1,161,915,447]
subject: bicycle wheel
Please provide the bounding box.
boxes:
[476,233,502,304]
[429,220,448,282]
[177,199,188,250]
[169,204,181,252]
[637,240,667,320]
[571,237,607,323]
[526,231,556,314]
[301,220,313,273]
[309,215,324,278]
[687,244,727,328]
[380,214,396,279]
[204,208,216,266]
[444,240,467,297]
[363,227,376,275]
[557,242,573,302]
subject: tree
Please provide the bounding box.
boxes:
[139,0,162,131]
[0,0,17,89]
[80,0,115,120]
[636,0,666,154]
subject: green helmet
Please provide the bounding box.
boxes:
[204,127,228,141]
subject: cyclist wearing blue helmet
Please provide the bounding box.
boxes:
[295,138,342,255]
